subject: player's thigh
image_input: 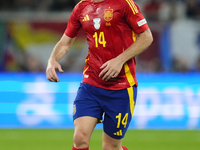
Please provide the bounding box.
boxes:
[74,116,98,141]
[103,86,137,139]
[102,131,123,150]
[73,82,103,121]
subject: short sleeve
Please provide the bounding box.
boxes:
[64,4,82,38]
[123,0,149,34]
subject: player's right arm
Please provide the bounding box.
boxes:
[46,34,76,82]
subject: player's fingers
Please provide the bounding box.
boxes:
[104,69,120,81]
[99,67,106,78]
[58,65,64,73]
[48,70,57,82]
[100,62,108,69]
[111,73,116,78]
[111,72,119,78]
[49,77,55,82]
[99,66,109,78]
[46,70,53,81]
[51,69,60,82]
[47,75,55,82]
[102,70,113,81]
[47,68,58,82]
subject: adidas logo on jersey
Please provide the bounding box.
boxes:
[113,130,122,136]
[82,14,90,21]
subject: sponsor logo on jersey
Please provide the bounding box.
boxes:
[137,19,147,27]
[82,14,90,21]
[93,18,101,30]
[104,7,113,22]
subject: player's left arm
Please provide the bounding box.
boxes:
[99,28,153,81]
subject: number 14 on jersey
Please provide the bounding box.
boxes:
[93,32,106,47]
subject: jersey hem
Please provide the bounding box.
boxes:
[82,80,138,91]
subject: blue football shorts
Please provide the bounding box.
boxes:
[73,82,137,139]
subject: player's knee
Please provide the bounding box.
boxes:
[73,131,89,148]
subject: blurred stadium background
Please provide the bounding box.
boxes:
[0,0,200,149]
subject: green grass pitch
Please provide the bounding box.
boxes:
[0,129,200,150]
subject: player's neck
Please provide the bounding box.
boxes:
[93,0,104,3]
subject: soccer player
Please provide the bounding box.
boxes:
[46,0,153,150]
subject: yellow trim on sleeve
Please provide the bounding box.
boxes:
[126,0,139,14]
[126,0,135,14]
[129,0,138,13]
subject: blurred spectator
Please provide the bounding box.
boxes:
[143,0,163,21]
[21,53,44,72]
[136,57,162,73]
[185,0,200,19]
[172,57,189,72]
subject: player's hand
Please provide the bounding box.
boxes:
[46,60,64,82]
[99,58,123,81]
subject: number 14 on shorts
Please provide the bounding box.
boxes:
[116,113,128,128]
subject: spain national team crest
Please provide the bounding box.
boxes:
[93,18,101,30]
[104,7,113,22]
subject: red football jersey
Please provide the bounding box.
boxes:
[65,0,149,90]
